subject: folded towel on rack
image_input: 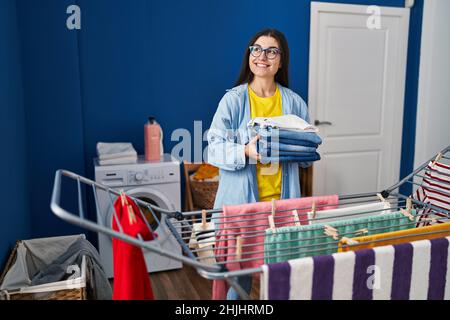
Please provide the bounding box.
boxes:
[189,221,217,265]
[414,160,450,227]
[247,114,319,133]
[338,221,450,252]
[261,236,450,300]
[212,195,339,300]
[264,210,417,264]
[308,201,393,225]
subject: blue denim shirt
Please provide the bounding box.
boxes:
[207,83,312,209]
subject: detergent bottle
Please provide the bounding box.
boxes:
[144,116,163,161]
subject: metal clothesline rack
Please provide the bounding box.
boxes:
[50,145,450,300]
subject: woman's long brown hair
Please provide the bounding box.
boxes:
[235,28,290,88]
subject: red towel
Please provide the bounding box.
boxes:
[112,194,155,300]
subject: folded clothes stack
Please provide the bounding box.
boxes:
[248,115,322,164]
[96,142,138,165]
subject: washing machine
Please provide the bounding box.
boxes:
[94,154,183,278]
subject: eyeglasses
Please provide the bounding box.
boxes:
[249,45,281,60]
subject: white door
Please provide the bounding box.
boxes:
[309,2,410,196]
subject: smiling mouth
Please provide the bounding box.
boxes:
[255,63,270,68]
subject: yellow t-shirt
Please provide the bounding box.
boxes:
[249,85,282,202]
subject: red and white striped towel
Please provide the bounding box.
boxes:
[414,161,450,227]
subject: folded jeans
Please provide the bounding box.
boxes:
[258,141,317,153]
[260,138,319,148]
[259,152,321,165]
[260,149,318,157]
[257,128,322,145]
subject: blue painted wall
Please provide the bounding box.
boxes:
[4,0,422,252]
[0,0,30,268]
[16,0,88,240]
[400,0,424,196]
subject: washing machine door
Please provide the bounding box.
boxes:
[102,187,175,243]
[100,186,182,274]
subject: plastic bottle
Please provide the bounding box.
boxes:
[144,116,161,161]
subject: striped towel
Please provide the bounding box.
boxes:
[261,236,450,300]
[189,222,216,265]
[264,210,415,264]
[414,161,450,226]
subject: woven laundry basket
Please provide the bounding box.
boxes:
[190,178,218,210]
[0,236,88,300]
[188,163,219,210]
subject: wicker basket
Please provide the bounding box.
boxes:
[0,239,87,300]
[190,179,218,210]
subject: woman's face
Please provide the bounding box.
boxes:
[248,36,282,81]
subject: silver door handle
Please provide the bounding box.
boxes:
[314,120,333,126]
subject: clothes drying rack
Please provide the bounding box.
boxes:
[50,145,450,300]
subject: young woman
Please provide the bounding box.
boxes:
[207,28,312,299]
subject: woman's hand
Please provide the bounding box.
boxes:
[245,135,261,162]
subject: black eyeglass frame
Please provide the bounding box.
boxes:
[249,44,282,60]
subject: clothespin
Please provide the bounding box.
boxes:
[268,215,277,233]
[341,237,359,246]
[355,228,369,236]
[377,193,387,203]
[432,153,443,168]
[292,210,301,227]
[127,204,137,225]
[324,225,339,240]
[120,190,127,206]
[119,190,136,225]
[423,217,437,225]
[201,209,207,230]
[406,197,412,214]
[268,199,277,233]
[310,201,317,219]
[400,208,415,222]
[236,236,243,260]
